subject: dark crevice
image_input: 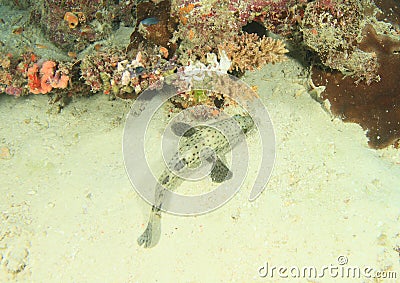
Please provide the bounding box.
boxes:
[242,21,268,37]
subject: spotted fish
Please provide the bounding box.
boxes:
[137,114,255,248]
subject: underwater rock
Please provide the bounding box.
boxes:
[312,24,400,149]
[32,0,134,52]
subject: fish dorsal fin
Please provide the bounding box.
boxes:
[171,122,197,137]
[210,156,233,183]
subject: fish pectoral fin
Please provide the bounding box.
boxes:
[171,122,197,137]
[210,157,233,183]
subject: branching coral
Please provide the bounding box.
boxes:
[218,33,288,72]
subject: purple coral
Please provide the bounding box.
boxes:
[5,86,22,97]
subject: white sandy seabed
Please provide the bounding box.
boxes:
[0,56,399,283]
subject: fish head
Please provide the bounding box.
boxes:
[232,114,255,134]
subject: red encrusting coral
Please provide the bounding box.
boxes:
[27,61,69,94]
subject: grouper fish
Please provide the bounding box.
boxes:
[137,114,255,248]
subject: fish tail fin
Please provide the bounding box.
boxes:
[137,205,162,248]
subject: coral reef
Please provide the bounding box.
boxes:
[169,0,290,72]
[80,49,125,93]
[374,0,400,33]
[0,55,13,91]
[3,0,400,151]
[170,51,230,109]
[170,89,225,112]
[1,0,291,100]
[0,1,290,110]
[114,49,177,98]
